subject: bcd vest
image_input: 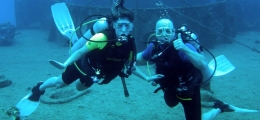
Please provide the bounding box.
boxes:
[80,29,135,84]
[151,44,202,96]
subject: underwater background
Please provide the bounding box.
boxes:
[0,0,260,119]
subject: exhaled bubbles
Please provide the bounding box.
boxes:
[112,0,121,19]
[113,0,120,7]
[155,1,169,19]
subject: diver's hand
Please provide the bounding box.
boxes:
[173,33,186,51]
[145,74,164,82]
[49,60,65,69]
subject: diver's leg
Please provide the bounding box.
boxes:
[28,75,66,101]
[202,100,235,120]
[201,82,211,90]
[70,18,108,54]
[75,61,95,91]
[39,75,66,91]
[179,86,202,120]
[70,36,88,54]
[201,67,214,92]
[201,102,221,120]
[164,88,179,107]
[75,79,87,91]
[202,108,221,120]
[29,63,81,101]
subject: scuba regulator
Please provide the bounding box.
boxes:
[176,24,199,43]
[118,34,128,43]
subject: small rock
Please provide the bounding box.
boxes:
[0,75,5,79]
[26,87,32,90]
[255,40,260,44]
[0,79,12,88]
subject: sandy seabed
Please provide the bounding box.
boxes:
[0,29,260,120]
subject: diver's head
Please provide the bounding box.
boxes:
[155,18,175,44]
[111,0,134,39]
[113,18,134,39]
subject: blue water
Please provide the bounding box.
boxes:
[64,0,218,8]
[0,0,16,26]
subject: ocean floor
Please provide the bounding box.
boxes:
[0,29,260,120]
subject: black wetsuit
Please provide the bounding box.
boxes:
[62,29,135,87]
[143,43,202,120]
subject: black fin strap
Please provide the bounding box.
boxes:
[153,87,162,93]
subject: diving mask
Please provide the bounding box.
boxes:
[115,22,133,31]
[156,27,175,37]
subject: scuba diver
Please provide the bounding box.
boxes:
[30,0,135,99]
[17,0,140,116]
[133,18,257,120]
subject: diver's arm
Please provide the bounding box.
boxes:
[137,43,154,62]
[182,44,207,70]
[129,51,149,81]
[132,64,164,82]
[136,52,145,62]
[70,18,109,54]
[64,45,89,67]
[134,47,164,81]
[176,40,207,70]
[92,18,109,33]
[132,65,149,81]
[174,34,207,70]
[65,33,108,67]
[49,44,89,69]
